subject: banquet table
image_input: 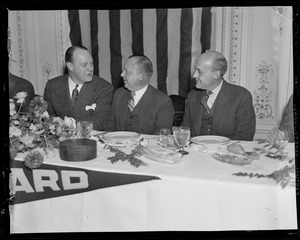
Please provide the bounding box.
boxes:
[10,133,297,233]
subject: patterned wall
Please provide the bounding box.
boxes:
[8,10,71,96]
[215,6,293,139]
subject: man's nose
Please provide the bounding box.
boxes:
[193,70,198,78]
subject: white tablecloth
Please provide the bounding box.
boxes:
[10,136,297,232]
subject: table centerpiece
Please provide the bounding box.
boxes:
[9,92,76,169]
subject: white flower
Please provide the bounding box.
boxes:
[9,125,22,137]
[85,103,96,111]
[53,117,64,125]
[29,123,37,131]
[9,99,16,116]
[41,111,49,119]
[19,134,35,146]
[49,123,56,134]
[14,92,28,104]
[56,125,62,136]
[64,116,76,129]
[13,120,20,125]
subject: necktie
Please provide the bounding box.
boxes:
[71,84,79,106]
[201,90,213,112]
[128,92,135,111]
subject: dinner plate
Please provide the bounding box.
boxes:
[190,135,230,145]
[102,131,140,142]
[139,146,182,164]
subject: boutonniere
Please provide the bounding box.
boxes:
[85,103,96,111]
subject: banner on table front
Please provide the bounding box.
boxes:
[10,160,160,204]
[67,8,212,96]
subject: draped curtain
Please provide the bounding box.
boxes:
[67,8,212,97]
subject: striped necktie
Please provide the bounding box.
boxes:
[201,90,213,112]
[128,91,135,111]
[71,84,79,106]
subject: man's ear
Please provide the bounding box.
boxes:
[138,73,144,81]
[66,62,73,72]
[212,71,221,79]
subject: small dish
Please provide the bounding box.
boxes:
[190,135,230,146]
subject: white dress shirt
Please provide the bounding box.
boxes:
[207,80,223,108]
[133,85,148,106]
[68,77,83,98]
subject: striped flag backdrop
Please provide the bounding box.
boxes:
[68,8,212,98]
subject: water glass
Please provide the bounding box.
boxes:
[173,126,190,155]
[267,128,289,159]
[158,128,171,146]
[273,129,289,156]
[77,121,93,138]
[60,126,76,140]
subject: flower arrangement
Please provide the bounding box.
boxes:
[9,92,76,169]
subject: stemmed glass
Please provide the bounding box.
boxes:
[173,126,190,155]
[274,130,289,158]
[267,128,289,159]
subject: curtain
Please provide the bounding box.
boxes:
[68,8,212,97]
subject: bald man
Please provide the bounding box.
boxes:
[182,51,256,140]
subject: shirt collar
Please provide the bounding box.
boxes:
[133,84,148,104]
[68,76,83,95]
[68,76,83,98]
[211,80,223,96]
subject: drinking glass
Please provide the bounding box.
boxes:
[173,126,190,155]
[76,121,93,138]
[158,128,171,146]
[274,130,289,157]
[267,128,289,159]
[60,126,76,140]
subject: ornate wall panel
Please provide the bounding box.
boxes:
[8,11,26,78]
[213,6,293,139]
[8,10,71,96]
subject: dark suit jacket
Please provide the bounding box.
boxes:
[9,73,35,112]
[44,74,113,131]
[279,94,294,142]
[182,80,256,140]
[107,85,174,134]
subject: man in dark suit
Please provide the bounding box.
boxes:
[107,55,174,134]
[9,73,35,113]
[267,94,294,143]
[182,51,256,140]
[279,94,294,142]
[44,46,113,131]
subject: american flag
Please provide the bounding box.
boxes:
[68,8,212,97]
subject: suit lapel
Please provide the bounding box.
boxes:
[212,80,230,122]
[74,81,94,111]
[118,90,131,129]
[57,76,72,115]
[133,85,152,111]
[191,90,205,136]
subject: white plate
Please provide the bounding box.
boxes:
[102,131,140,142]
[190,135,230,145]
[139,146,182,164]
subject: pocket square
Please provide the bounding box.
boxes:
[85,103,96,111]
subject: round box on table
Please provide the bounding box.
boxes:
[59,139,97,161]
